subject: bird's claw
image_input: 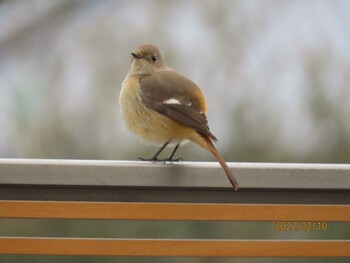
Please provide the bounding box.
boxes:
[138,157,183,163]
[138,157,160,162]
[161,157,183,163]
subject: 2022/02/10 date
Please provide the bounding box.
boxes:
[274,221,328,231]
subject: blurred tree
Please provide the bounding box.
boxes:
[0,1,349,263]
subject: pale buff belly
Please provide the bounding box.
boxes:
[120,77,191,145]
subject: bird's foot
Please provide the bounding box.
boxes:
[138,157,183,163]
[160,157,183,163]
[138,157,162,162]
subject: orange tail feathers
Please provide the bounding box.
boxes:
[202,137,239,191]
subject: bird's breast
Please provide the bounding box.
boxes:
[120,76,188,145]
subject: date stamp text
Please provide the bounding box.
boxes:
[274,221,328,231]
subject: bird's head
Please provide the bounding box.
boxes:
[129,44,166,75]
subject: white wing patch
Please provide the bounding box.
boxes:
[162,98,182,105]
[162,98,193,106]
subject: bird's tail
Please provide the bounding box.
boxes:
[198,134,239,191]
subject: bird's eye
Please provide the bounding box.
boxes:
[150,55,158,63]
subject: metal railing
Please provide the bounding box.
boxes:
[0,159,349,257]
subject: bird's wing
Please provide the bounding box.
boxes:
[139,69,217,141]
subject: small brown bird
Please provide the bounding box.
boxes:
[119,44,239,190]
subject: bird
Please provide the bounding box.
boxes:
[119,44,239,191]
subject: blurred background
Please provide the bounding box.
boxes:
[0,0,349,262]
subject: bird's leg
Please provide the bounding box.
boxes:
[138,141,170,162]
[160,143,183,162]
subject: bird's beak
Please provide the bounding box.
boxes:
[131,52,141,59]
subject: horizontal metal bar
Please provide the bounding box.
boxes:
[1,201,349,221]
[0,159,349,203]
[1,186,348,204]
[0,237,349,257]
[1,159,349,189]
